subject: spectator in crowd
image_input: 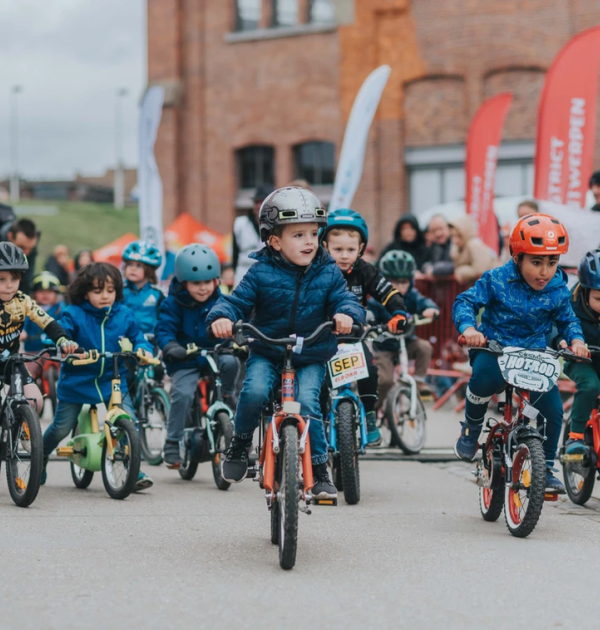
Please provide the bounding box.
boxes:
[379,215,430,272]
[0,218,39,294]
[448,215,497,283]
[589,171,600,211]
[422,214,454,279]
[73,249,94,278]
[517,199,540,218]
[232,183,274,286]
[45,244,70,288]
[220,262,235,295]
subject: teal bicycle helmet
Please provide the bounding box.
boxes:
[123,240,162,268]
[175,244,221,282]
[378,250,416,279]
[322,208,369,246]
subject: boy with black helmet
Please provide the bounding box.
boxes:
[156,244,239,468]
[208,187,365,500]
[321,208,408,445]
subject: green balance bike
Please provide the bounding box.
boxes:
[56,348,160,500]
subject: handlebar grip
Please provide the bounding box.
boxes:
[145,356,161,366]
[233,320,246,346]
[351,324,363,336]
[71,350,99,366]
[186,343,199,355]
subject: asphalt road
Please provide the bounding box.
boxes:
[2,447,600,630]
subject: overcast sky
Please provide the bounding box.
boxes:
[0,0,145,179]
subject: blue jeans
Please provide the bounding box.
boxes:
[465,351,563,467]
[43,392,137,459]
[234,353,328,465]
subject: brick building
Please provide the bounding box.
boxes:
[147,0,600,250]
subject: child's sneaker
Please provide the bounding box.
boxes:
[135,471,153,491]
[565,434,586,456]
[365,411,382,446]
[163,440,181,469]
[454,421,482,462]
[311,463,337,500]
[545,469,566,494]
[222,436,252,483]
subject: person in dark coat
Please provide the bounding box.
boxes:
[379,215,430,271]
[422,214,454,278]
[44,244,71,289]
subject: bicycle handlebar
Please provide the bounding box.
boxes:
[232,320,357,349]
[60,349,161,367]
[457,336,591,363]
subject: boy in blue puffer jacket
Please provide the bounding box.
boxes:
[42,262,155,489]
[208,187,365,501]
[453,214,587,494]
[156,244,239,469]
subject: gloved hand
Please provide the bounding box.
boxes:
[387,312,408,334]
[136,348,154,365]
[163,341,189,362]
[57,337,79,355]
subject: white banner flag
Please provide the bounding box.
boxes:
[329,65,391,212]
[138,86,165,255]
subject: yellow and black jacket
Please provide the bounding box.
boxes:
[342,258,406,314]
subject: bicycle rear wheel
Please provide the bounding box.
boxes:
[561,421,595,505]
[70,425,94,489]
[385,384,427,454]
[278,424,300,570]
[6,405,43,508]
[139,387,169,466]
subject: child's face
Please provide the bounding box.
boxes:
[124,261,146,284]
[221,268,234,287]
[269,222,319,267]
[588,288,600,314]
[0,271,19,302]
[86,278,116,309]
[400,223,417,243]
[516,254,559,291]
[186,279,218,303]
[35,289,58,307]
[324,231,362,271]
[389,278,411,296]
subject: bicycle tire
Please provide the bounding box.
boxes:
[70,425,94,489]
[278,424,300,570]
[331,453,343,492]
[561,421,595,505]
[212,411,233,491]
[6,404,43,508]
[504,437,546,538]
[337,400,360,505]
[179,405,200,481]
[479,485,505,521]
[101,417,141,500]
[139,387,169,466]
[385,384,427,454]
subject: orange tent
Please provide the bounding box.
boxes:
[93,232,138,267]
[164,213,231,262]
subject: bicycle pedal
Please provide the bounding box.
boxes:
[310,497,338,507]
[544,492,559,502]
[560,454,585,463]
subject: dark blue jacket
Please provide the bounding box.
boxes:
[569,283,600,367]
[57,301,152,404]
[24,300,65,352]
[206,246,366,366]
[453,259,584,349]
[156,279,221,375]
[123,280,164,336]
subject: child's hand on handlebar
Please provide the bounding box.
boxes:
[571,339,590,358]
[387,312,407,334]
[333,313,353,335]
[211,318,233,339]
[461,327,486,347]
[58,338,79,355]
[135,348,154,364]
[422,308,439,319]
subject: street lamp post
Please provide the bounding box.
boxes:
[9,85,23,203]
[114,88,128,209]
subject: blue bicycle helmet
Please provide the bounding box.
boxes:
[322,208,369,247]
[122,240,162,268]
[174,244,221,282]
[579,249,600,290]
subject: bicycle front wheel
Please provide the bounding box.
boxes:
[337,401,360,505]
[6,405,43,508]
[278,424,300,570]
[140,387,169,466]
[101,417,141,500]
[385,385,427,454]
[212,411,233,491]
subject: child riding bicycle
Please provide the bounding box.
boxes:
[320,208,408,446]
[156,244,239,469]
[208,187,365,500]
[453,214,587,494]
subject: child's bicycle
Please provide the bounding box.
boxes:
[39,355,60,415]
[370,316,433,454]
[560,345,600,505]
[323,324,367,505]
[233,320,336,571]
[55,347,160,500]
[460,337,586,537]
[176,341,235,491]
[0,348,50,507]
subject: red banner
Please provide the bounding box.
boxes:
[465,93,513,254]
[534,26,600,208]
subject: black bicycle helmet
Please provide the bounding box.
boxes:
[579,249,600,290]
[378,250,416,279]
[0,243,28,272]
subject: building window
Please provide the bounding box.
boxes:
[235,0,261,31]
[308,0,334,23]
[237,145,275,190]
[293,141,335,185]
[272,0,298,27]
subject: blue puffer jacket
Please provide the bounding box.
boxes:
[123,280,164,336]
[156,279,221,375]
[206,246,366,366]
[23,300,65,352]
[57,301,153,404]
[453,259,584,349]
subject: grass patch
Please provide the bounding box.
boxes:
[15,201,139,271]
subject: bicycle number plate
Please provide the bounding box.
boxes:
[328,343,369,387]
[497,347,561,393]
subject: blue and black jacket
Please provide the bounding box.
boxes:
[123,280,164,336]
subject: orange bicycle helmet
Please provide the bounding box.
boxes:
[509,213,569,256]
